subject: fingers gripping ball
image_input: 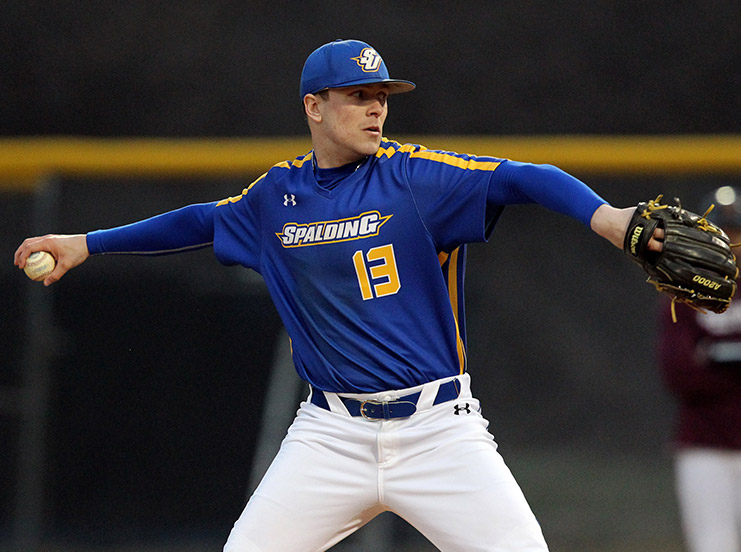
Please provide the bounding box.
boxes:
[624,195,739,319]
[24,251,57,281]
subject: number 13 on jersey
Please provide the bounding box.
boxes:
[352,244,401,300]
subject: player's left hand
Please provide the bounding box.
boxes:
[624,196,738,316]
[647,227,665,252]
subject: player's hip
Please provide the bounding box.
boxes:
[308,373,472,420]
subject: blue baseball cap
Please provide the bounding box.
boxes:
[300,39,416,99]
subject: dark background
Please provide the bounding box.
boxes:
[2,1,739,137]
[2,1,740,551]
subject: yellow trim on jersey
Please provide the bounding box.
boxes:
[446,247,467,374]
[447,248,460,322]
[375,140,501,174]
[275,151,313,170]
[215,152,314,206]
[376,142,419,159]
[410,150,501,172]
[438,248,466,375]
[215,172,267,206]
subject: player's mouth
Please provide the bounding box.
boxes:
[364,125,381,136]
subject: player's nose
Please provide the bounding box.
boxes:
[367,97,386,117]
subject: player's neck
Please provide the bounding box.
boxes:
[310,134,375,169]
[312,150,369,170]
[312,153,367,174]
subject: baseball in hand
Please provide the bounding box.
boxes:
[24,251,56,281]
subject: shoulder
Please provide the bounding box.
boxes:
[375,138,426,161]
[265,151,314,182]
[216,151,314,207]
[377,138,502,172]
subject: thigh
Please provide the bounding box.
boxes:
[675,448,740,552]
[385,400,548,552]
[224,403,383,552]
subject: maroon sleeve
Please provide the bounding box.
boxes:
[657,301,741,400]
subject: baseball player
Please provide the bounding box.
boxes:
[657,186,741,552]
[15,39,663,551]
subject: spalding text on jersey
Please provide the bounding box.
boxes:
[276,211,392,247]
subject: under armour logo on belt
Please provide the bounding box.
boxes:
[283,193,296,206]
[453,403,472,415]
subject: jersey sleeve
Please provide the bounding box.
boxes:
[487,160,607,226]
[404,148,608,251]
[211,175,265,271]
[404,149,501,252]
[86,202,217,255]
[82,171,274,272]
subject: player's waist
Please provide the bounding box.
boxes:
[309,374,470,420]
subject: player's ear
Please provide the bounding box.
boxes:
[304,94,323,123]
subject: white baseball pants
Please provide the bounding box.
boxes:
[675,447,741,552]
[223,374,548,551]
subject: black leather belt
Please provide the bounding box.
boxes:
[311,378,461,420]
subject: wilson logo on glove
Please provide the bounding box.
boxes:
[628,226,644,256]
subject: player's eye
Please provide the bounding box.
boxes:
[349,89,387,105]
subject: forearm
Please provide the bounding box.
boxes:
[589,204,634,249]
[486,160,640,249]
[87,202,217,255]
[15,202,219,286]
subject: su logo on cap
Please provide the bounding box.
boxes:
[352,48,382,72]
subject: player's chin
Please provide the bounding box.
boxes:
[360,133,382,154]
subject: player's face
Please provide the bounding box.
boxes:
[312,84,389,168]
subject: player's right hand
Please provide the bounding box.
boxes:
[14,234,90,286]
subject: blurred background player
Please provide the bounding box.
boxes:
[657,185,741,552]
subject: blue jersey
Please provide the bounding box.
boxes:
[213,140,497,392]
[87,138,606,393]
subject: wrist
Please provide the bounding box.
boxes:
[590,204,633,249]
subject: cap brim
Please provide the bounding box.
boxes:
[321,78,416,95]
[385,80,416,94]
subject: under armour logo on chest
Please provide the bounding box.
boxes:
[283,194,296,206]
[453,403,472,415]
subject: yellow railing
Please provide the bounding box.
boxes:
[1,135,740,189]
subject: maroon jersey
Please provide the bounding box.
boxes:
[658,296,741,449]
